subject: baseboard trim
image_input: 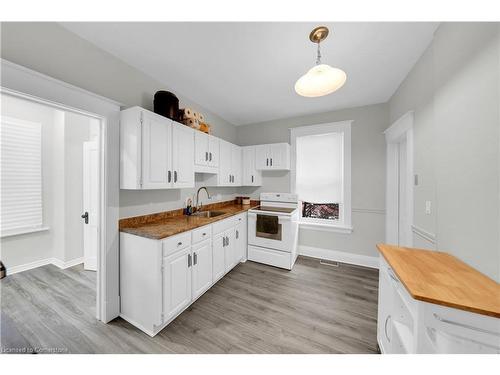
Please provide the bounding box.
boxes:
[5,258,53,275]
[52,257,84,269]
[298,245,379,269]
[5,257,84,275]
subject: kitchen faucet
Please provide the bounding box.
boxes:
[195,186,211,212]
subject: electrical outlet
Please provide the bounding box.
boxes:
[425,201,432,215]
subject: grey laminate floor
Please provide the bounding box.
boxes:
[1,256,379,354]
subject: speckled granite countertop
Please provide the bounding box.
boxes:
[119,200,258,240]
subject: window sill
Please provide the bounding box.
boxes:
[298,221,353,234]
[1,226,50,238]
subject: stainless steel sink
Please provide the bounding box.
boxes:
[192,210,226,218]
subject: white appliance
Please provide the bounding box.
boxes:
[247,193,299,270]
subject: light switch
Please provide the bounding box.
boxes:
[425,201,432,215]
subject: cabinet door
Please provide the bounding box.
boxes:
[224,228,237,273]
[255,144,270,170]
[212,232,226,282]
[234,218,247,263]
[269,143,289,169]
[141,112,171,189]
[172,122,194,188]
[377,264,394,353]
[194,131,209,166]
[218,140,232,186]
[163,247,192,321]
[192,239,213,300]
[242,146,261,186]
[208,136,219,168]
[231,145,242,186]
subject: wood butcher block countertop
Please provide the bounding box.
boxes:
[119,200,259,240]
[377,244,500,318]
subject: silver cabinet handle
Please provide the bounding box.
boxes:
[174,171,178,183]
[209,152,212,161]
[168,170,172,183]
[177,241,183,246]
[236,230,239,239]
[222,237,226,247]
[188,254,192,268]
[270,158,273,166]
[266,158,269,166]
[384,315,391,342]
[226,236,229,246]
[205,151,208,161]
[251,175,254,183]
[193,252,197,265]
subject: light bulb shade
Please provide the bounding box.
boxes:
[295,64,347,97]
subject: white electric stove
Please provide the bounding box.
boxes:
[247,193,299,270]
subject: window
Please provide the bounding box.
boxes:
[1,116,44,236]
[291,121,352,232]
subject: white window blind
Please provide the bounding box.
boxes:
[1,116,43,236]
[296,132,344,204]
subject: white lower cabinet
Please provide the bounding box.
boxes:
[163,247,192,322]
[120,213,248,337]
[191,239,213,300]
[212,232,226,283]
[378,257,500,354]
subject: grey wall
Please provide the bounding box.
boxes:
[237,103,389,258]
[0,22,237,142]
[389,23,500,281]
[1,22,241,219]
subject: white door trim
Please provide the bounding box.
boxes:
[384,111,414,246]
[1,58,121,323]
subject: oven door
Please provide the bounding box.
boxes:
[248,212,292,252]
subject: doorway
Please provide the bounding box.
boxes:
[0,90,105,319]
[385,111,414,247]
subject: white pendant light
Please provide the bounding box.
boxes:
[295,26,347,98]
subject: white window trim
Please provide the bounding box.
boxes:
[290,121,352,232]
[1,226,50,238]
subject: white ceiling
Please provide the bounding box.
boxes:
[60,22,438,126]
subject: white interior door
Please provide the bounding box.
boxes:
[385,111,414,247]
[83,141,99,271]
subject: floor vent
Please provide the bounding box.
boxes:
[319,259,339,267]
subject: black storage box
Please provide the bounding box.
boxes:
[153,91,179,121]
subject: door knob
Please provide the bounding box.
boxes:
[81,212,89,224]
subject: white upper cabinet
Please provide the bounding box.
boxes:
[194,132,219,173]
[255,143,290,171]
[242,146,262,186]
[120,107,194,189]
[141,111,172,189]
[232,144,242,186]
[215,139,241,186]
[172,121,195,188]
[208,135,219,168]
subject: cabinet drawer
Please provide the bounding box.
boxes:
[192,225,212,244]
[162,232,191,257]
[248,245,291,270]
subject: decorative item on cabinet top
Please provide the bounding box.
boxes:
[179,107,211,134]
